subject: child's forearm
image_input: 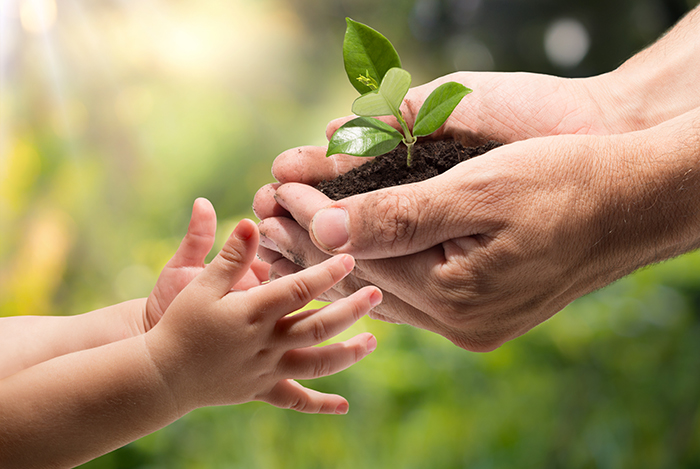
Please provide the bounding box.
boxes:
[0,333,180,468]
[0,299,147,379]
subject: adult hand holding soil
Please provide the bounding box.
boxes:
[264,4,700,189]
[329,5,700,148]
[256,108,700,351]
[255,6,700,350]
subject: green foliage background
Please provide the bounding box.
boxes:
[1,0,699,467]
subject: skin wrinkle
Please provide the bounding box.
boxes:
[553,80,607,136]
[365,192,419,255]
[349,258,445,323]
[432,253,492,307]
[498,76,551,137]
[578,77,617,134]
[259,221,309,270]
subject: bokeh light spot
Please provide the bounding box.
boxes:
[544,17,590,68]
[448,35,494,71]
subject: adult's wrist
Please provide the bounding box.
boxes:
[593,66,698,135]
[607,108,700,264]
[592,7,700,134]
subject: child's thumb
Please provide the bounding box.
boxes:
[199,219,259,296]
[169,198,217,268]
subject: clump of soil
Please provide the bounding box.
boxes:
[316,139,502,200]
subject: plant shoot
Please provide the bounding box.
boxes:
[327,18,472,166]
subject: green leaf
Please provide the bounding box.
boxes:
[412,82,472,137]
[327,117,403,157]
[343,18,402,95]
[352,68,411,118]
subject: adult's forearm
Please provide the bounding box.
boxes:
[595,5,700,133]
[598,106,700,277]
[0,298,147,379]
[640,106,700,258]
[0,334,179,468]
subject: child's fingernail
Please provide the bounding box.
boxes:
[234,220,256,240]
[367,335,377,353]
[312,208,349,251]
[259,235,279,252]
[340,254,355,272]
[335,402,349,415]
[369,289,383,308]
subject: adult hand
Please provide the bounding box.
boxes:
[255,109,700,351]
[261,62,692,198]
[254,70,621,351]
[255,7,700,350]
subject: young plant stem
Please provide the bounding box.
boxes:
[396,114,416,167]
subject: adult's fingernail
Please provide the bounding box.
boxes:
[259,235,279,252]
[311,208,349,251]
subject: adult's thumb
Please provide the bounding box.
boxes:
[309,176,469,259]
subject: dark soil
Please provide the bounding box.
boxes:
[316,139,502,200]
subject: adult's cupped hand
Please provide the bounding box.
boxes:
[254,71,692,351]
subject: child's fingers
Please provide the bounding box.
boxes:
[196,219,259,296]
[268,257,302,281]
[276,332,377,380]
[260,379,351,415]
[276,286,382,348]
[168,198,217,268]
[246,255,356,320]
[250,258,271,283]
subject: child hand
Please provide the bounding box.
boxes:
[145,218,381,415]
[144,198,270,331]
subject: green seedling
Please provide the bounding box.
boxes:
[327,18,472,167]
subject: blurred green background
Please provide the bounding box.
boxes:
[2,0,700,467]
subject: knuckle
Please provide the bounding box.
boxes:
[431,242,509,310]
[289,277,314,304]
[371,192,420,251]
[312,356,333,378]
[311,317,329,343]
[218,243,246,267]
[353,342,365,362]
[287,396,307,412]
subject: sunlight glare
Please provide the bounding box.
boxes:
[19,0,57,34]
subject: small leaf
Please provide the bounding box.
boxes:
[412,82,472,137]
[327,117,403,157]
[351,91,391,117]
[344,18,402,95]
[352,68,411,118]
